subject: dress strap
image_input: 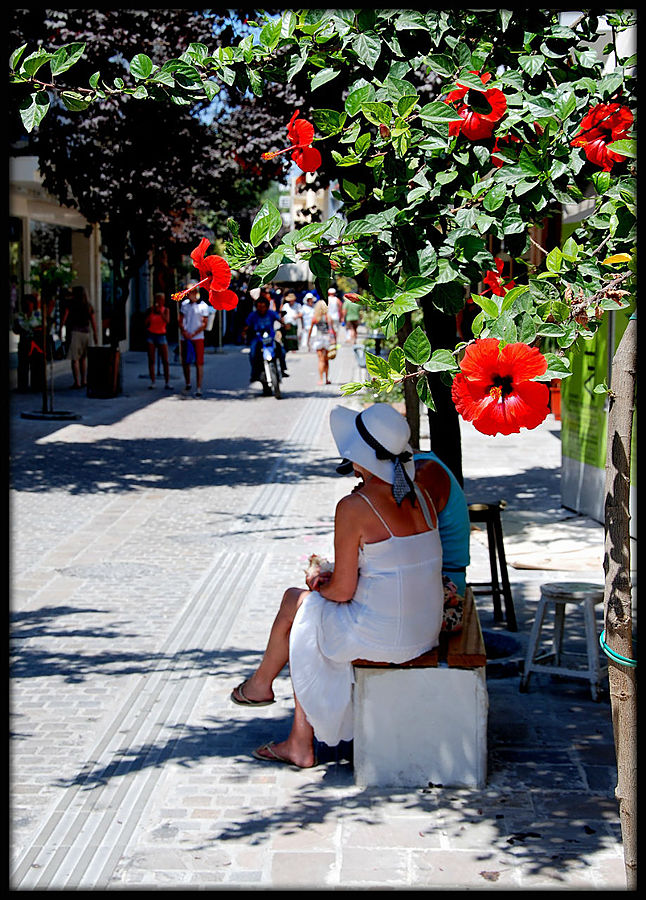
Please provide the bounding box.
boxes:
[355,492,394,536]
[414,484,438,531]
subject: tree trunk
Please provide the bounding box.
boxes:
[421,300,463,485]
[397,314,420,450]
[602,314,636,890]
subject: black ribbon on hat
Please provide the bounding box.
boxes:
[355,412,416,506]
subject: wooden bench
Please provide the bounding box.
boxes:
[352,587,488,788]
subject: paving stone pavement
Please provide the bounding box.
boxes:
[9,339,631,890]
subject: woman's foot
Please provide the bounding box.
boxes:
[231,679,274,706]
[252,739,316,769]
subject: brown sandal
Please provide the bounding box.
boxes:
[230,682,275,707]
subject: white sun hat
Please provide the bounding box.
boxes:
[330,404,416,503]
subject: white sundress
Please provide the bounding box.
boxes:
[288,486,444,746]
[309,317,331,351]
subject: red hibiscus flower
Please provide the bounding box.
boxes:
[482,258,515,296]
[183,237,238,311]
[445,72,507,141]
[262,109,322,173]
[451,339,550,436]
[571,103,633,172]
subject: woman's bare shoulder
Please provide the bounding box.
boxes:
[414,460,451,512]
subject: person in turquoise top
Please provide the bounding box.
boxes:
[414,451,470,596]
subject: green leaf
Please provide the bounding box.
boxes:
[388,346,406,375]
[340,381,366,396]
[365,350,390,378]
[483,183,506,212]
[554,90,576,120]
[345,82,374,115]
[352,33,382,68]
[130,53,154,80]
[397,94,418,118]
[249,249,284,288]
[361,101,392,125]
[419,100,462,124]
[50,42,86,77]
[18,91,50,131]
[423,349,459,374]
[561,237,579,263]
[607,139,636,158]
[545,247,563,274]
[21,49,54,78]
[535,352,572,381]
[470,293,500,318]
[311,108,347,136]
[518,54,545,76]
[311,67,339,91]
[186,42,210,64]
[399,276,435,299]
[426,53,455,77]
[260,17,282,50]
[60,90,91,111]
[10,43,28,71]
[416,373,436,410]
[250,201,283,247]
[403,326,431,365]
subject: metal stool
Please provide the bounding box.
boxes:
[519,582,608,700]
[468,501,517,631]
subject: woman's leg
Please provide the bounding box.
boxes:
[316,348,328,384]
[237,587,309,702]
[147,340,156,384]
[160,343,170,385]
[255,694,316,768]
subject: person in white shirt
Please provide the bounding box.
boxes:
[282,292,303,349]
[179,287,210,396]
[327,287,343,338]
[299,293,316,350]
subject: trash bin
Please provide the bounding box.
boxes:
[86,346,122,398]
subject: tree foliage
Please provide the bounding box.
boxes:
[10,8,636,398]
[8,9,292,302]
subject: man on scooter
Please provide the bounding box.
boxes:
[243,291,288,387]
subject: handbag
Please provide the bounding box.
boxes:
[327,343,338,360]
[441,576,464,633]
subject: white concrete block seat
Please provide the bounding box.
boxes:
[352,586,488,789]
[519,581,608,701]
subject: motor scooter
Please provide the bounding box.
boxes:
[258,328,282,399]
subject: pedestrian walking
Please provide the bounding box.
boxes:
[144,293,171,389]
[327,287,343,339]
[299,292,316,351]
[342,293,362,345]
[307,299,337,385]
[61,285,98,389]
[179,286,210,397]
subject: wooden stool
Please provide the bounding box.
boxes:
[519,582,608,700]
[468,501,517,631]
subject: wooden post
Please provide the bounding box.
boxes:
[602,314,636,889]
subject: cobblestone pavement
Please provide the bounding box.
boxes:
[10,340,629,889]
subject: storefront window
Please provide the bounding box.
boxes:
[29,221,76,330]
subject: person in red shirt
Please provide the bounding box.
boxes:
[144,293,171,389]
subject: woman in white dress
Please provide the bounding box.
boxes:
[307,300,337,385]
[231,403,448,768]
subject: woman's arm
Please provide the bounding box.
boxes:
[315,495,363,603]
